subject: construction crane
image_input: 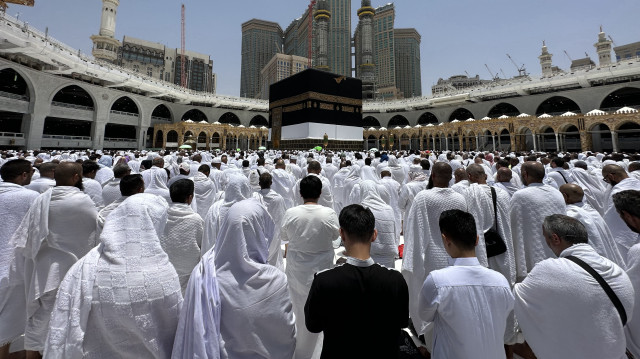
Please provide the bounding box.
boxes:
[0,0,33,11]
[564,50,573,62]
[180,4,187,88]
[500,68,507,79]
[307,0,316,67]
[484,64,499,81]
[608,35,617,47]
[506,53,528,77]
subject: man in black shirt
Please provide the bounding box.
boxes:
[305,204,409,358]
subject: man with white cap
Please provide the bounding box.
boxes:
[101,163,131,206]
[167,162,191,187]
[271,159,297,210]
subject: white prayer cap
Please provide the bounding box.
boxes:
[290,155,298,160]
[179,162,191,172]
[212,157,222,164]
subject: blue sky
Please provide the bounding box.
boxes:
[12,0,640,97]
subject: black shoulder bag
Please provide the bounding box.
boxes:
[485,187,507,257]
[565,255,634,359]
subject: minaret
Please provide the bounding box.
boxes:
[90,0,121,62]
[314,0,331,71]
[594,26,613,67]
[538,40,553,77]
[357,0,376,97]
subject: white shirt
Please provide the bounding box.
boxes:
[419,257,514,359]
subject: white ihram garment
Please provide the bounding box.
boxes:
[493,181,518,198]
[510,183,566,279]
[625,238,640,358]
[10,186,97,351]
[360,181,398,267]
[567,202,625,267]
[342,165,362,207]
[571,167,606,215]
[97,195,127,235]
[253,188,287,271]
[271,168,297,209]
[193,172,218,220]
[360,165,379,182]
[82,177,104,208]
[161,203,204,293]
[0,183,39,345]
[144,167,172,203]
[604,177,640,259]
[514,244,633,359]
[398,177,427,216]
[379,176,402,229]
[25,177,55,193]
[202,174,252,255]
[401,187,468,337]
[281,204,339,359]
[101,177,121,206]
[215,200,296,358]
[44,194,183,358]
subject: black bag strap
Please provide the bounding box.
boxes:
[558,171,568,184]
[565,255,627,326]
[490,187,499,232]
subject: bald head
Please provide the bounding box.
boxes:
[521,161,545,185]
[466,164,486,180]
[559,183,584,205]
[454,168,468,183]
[602,164,629,187]
[55,162,83,187]
[432,162,452,188]
[496,167,513,183]
[275,159,286,169]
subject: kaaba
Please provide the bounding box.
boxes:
[269,68,363,150]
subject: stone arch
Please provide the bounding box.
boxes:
[182,109,208,122]
[388,115,409,128]
[211,132,221,148]
[587,123,612,152]
[110,95,139,114]
[184,131,194,142]
[154,130,163,148]
[559,124,581,151]
[515,126,534,152]
[197,131,207,144]
[600,87,640,111]
[166,130,179,143]
[536,96,581,116]
[400,133,410,150]
[449,108,475,122]
[418,112,439,125]
[363,116,381,128]
[617,121,640,152]
[51,85,95,109]
[249,115,268,127]
[219,112,241,125]
[0,66,35,103]
[151,104,173,121]
[487,102,520,118]
[0,67,31,101]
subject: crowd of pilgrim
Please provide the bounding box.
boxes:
[0,147,639,359]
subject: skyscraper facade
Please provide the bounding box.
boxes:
[373,3,399,99]
[240,19,283,98]
[326,0,351,77]
[394,28,422,98]
[259,53,309,100]
[354,0,376,99]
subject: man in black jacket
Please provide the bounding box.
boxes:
[305,204,409,358]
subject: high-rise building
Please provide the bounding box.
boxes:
[394,28,421,98]
[91,0,121,62]
[117,36,216,93]
[258,53,309,100]
[314,0,331,71]
[241,19,283,98]
[326,0,351,77]
[372,3,399,99]
[354,0,376,99]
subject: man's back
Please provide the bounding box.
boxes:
[510,184,565,277]
[305,258,408,359]
[514,244,633,359]
[419,258,513,359]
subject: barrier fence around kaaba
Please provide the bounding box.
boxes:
[269,68,364,151]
